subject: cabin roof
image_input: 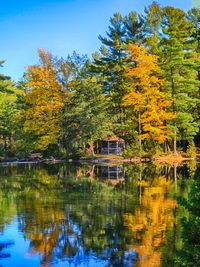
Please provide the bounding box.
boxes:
[102,136,124,142]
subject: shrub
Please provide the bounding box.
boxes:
[186,142,196,158]
[123,142,144,158]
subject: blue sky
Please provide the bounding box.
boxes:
[0,0,192,80]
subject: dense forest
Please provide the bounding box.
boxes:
[0,2,200,159]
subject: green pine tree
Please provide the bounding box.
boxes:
[160,7,200,153]
[63,74,112,157]
[143,1,163,55]
[92,13,141,141]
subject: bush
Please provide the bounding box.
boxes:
[186,142,196,158]
[14,137,36,159]
[42,144,66,159]
[123,142,144,158]
[142,139,162,158]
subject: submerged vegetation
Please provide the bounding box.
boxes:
[0,2,200,159]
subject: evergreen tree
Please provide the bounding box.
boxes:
[63,62,112,156]
[143,1,163,55]
[0,61,13,92]
[187,8,200,53]
[0,88,17,155]
[64,77,112,157]
[187,8,200,146]
[124,11,144,44]
[92,13,129,138]
[0,62,18,156]
[92,12,143,141]
[160,7,200,153]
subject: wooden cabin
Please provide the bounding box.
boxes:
[98,136,125,155]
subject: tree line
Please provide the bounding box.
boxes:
[0,2,200,159]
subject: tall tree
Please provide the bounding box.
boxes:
[92,13,129,138]
[124,11,144,44]
[187,8,200,53]
[22,49,68,151]
[63,72,112,156]
[143,1,163,55]
[123,44,174,150]
[92,12,144,141]
[160,7,200,153]
[187,8,200,146]
[0,62,18,155]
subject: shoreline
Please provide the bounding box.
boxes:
[0,154,198,165]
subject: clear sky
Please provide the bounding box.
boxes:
[0,0,193,81]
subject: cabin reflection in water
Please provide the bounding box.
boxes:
[94,165,124,179]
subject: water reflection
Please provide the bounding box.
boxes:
[0,241,14,259]
[0,162,197,266]
[124,176,176,267]
[95,165,124,179]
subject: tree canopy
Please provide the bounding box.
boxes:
[0,3,200,158]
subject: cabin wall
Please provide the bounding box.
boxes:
[99,141,124,155]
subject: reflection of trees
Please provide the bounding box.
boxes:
[0,193,15,260]
[21,178,137,266]
[124,175,177,267]
[0,164,137,266]
[0,241,14,260]
[0,162,195,267]
[0,192,16,232]
[175,166,200,266]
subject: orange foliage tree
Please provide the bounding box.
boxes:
[23,49,69,151]
[123,44,174,148]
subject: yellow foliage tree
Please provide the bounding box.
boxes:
[23,49,66,150]
[124,44,174,145]
[124,176,177,267]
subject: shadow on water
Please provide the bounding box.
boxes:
[0,161,199,266]
[0,241,14,259]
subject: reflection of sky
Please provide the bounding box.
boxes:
[0,219,40,267]
[192,0,200,8]
[0,218,111,267]
[52,250,109,267]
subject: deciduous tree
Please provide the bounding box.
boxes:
[124,44,174,150]
[23,49,68,151]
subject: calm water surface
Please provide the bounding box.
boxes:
[0,162,198,267]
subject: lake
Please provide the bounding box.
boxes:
[0,162,199,267]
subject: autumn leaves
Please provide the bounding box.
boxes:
[23,49,65,150]
[124,44,175,145]
[1,3,199,158]
[22,43,175,154]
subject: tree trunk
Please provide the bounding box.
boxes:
[170,68,177,155]
[9,135,12,151]
[89,143,95,157]
[163,140,168,153]
[3,136,7,152]
[173,163,177,181]
[138,112,142,152]
[164,165,169,181]
[173,128,177,155]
